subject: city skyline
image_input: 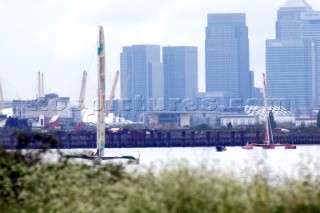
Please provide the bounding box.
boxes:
[1,0,320,107]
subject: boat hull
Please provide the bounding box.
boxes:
[242,143,297,150]
[284,145,296,149]
[216,146,227,152]
[242,145,253,150]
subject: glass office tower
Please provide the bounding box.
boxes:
[266,0,320,112]
[301,11,320,106]
[205,13,252,101]
[266,40,313,109]
[276,0,312,39]
[120,45,163,121]
[162,46,198,110]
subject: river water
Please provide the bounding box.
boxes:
[45,145,320,179]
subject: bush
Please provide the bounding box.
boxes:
[189,123,213,132]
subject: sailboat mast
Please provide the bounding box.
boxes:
[263,73,271,144]
[97,26,106,157]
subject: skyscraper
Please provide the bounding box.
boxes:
[120,45,163,121]
[162,46,198,110]
[205,13,252,101]
[301,11,320,106]
[266,0,320,112]
[266,40,313,109]
[276,0,313,39]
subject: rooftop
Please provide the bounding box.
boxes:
[245,106,295,117]
[281,0,312,10]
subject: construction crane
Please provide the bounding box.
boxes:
[75,70,88,131]
[106,70,119,117]
[41,73,44,97]
[37,71,45,98]
[117,71,131,123]
[37,71,41,98]
[0,82,3,115]
[78,70,87,109]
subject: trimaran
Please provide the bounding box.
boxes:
[242,73,296,150]
[65,26,139,162]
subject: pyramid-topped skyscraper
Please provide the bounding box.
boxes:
[266,0,320,114]
[277,0,313,39]
[280,0,312,9]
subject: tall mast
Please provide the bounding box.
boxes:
[97,26,106,157]
[263,73,272,144]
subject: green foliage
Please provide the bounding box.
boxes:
[0,148,320,213]
[295,125,317,134]
[189,123,213,131]
[12,130,59,149]
[227,122,233,128]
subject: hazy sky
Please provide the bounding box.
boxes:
[1,0,320,106]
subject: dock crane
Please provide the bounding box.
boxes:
[41,73,44,97]
[0,82,3,114]
[78,70,87,109]
[75,70,87,131]
[106,70,119,118]
[37,71,45,98]
[117,71,131,123]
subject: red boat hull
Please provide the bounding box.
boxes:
[242,143,297,149]
[285,145,296,149]
[242,145,253,149]
[262,144,275,149]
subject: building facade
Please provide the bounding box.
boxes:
[301,11,320,106]
[266,0,320,113]
[276,0,313,40]
[120,45,163,122]
[12,93,71,126]
[163,46,198,110]
[266,40,314,110]
[220,115,259,127]
[205,13,252,101]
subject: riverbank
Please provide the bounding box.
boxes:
[2,129,320,149]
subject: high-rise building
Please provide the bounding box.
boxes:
[266,0,320,112]
[266,40,314,109]
[276,0,313,39]
[120,45,163,121]
[205,13,252,101]
[301,11,320,106]
[162,46,198,110]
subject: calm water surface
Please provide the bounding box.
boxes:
[46,145,320,178]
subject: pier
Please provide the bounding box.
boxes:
[1,130,320,149]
